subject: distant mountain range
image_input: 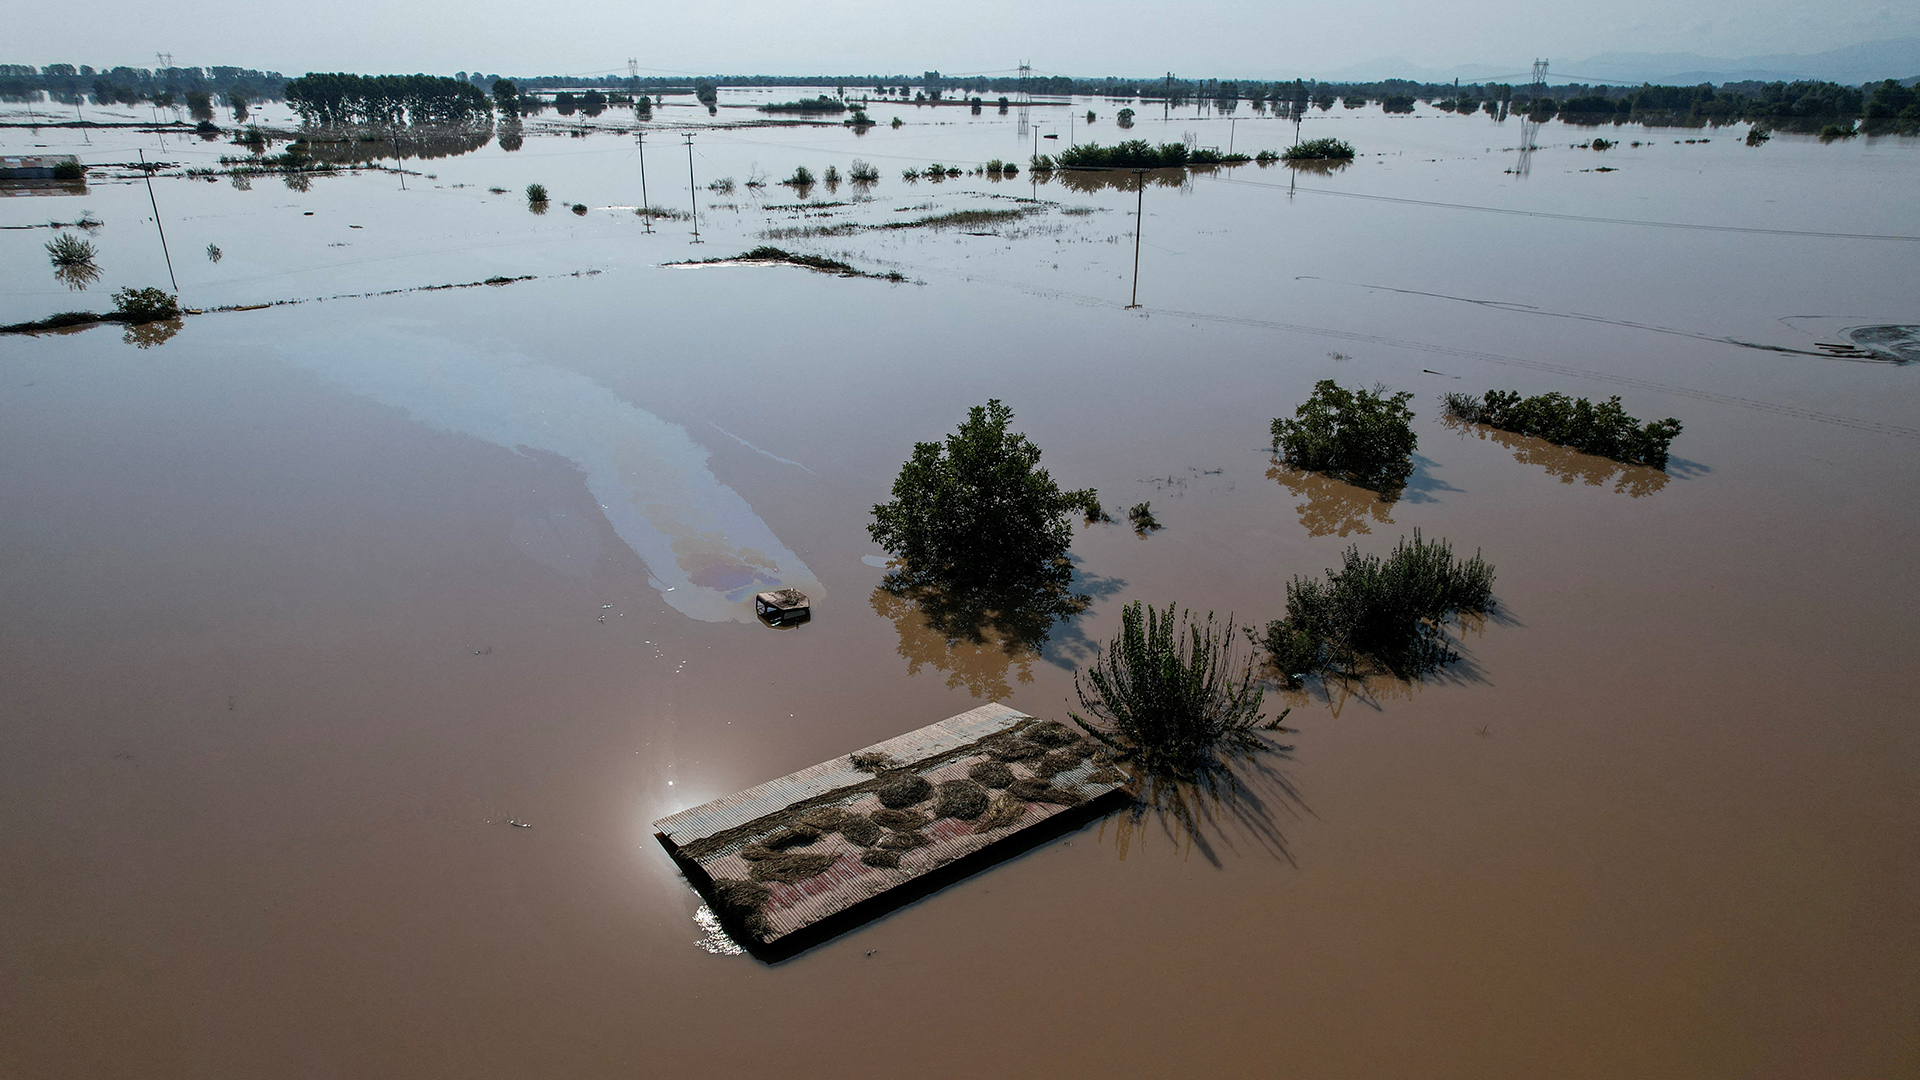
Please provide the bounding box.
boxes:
[1324,38,1920,87]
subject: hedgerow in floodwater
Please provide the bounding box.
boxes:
[1281,137,1355,161]
[1261,529,1495,685]
[112,287,179,322]
[869,400,1100,594]
[1057,140,1248,168]
[1272,379,1417,498]
[1443,390,1682,469]
[1069,602,1278,774]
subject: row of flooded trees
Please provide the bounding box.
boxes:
[284,73,493,126]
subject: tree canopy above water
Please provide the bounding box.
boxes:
[285,73,492,127]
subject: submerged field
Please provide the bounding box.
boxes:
[2,90,1918,1078]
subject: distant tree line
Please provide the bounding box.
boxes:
[0,64,285,107]
[284,73,492,126]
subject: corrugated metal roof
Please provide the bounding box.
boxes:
[653,701,1127,945]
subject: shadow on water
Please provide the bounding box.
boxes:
[1279,606,1516,719]
[1440,415,1697,496]
[871,563,1124,699]
[1098,731,1305,868]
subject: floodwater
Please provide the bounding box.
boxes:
[3,90,1917,1077]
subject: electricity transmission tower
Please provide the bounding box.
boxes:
[156,52,173,71]
[1529,58,1549,99]
[628,58,639,79]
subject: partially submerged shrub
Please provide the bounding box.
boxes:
[112,287,179,322]
[875,772,932,808]
[525,182,548,204]
[1272,379,1417,497]
[847,159,880,183]
[1282,137,1356,161]
[869,399,1100,593]
[933,779,990,820]
[570,202,588,215]
[52,159,86,181]
[45,232,97,268]
[822,165,841,184]
[1262,529,1494,684]
[708,177,736,193]
[783,165,814,187]
[1069,602,1274,773]
[1443,390,1682,469]
[1129,502,1161,532]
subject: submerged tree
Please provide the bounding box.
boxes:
[870,399,1100,594]
[1271,380,1418,498]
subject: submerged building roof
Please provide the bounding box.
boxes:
[653,702,1128,947]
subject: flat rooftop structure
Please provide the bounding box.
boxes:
[654,702,1128,954]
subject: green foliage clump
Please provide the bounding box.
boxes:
[1381,95,1416,114]
[847,159,880,183]
[1262,530,1494,685]
[51,159,86,181]
[1271,379,1417,497]
[1056,140,1247,169]
[525,182,548,204]
[760,96,846,114]
[1128,502,1160,532]
[1070,602,1275,773]
[783,165,814,186]
[1282,138,1355,161]
[111,287,179,322]
[1443,390,1682,470]
[45,232,96,267]
[869,400,1099,593]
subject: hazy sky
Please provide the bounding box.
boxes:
[13,0,1919,77]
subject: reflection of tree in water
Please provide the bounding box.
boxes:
[1274,609,1494,719]
[870,573,1090,699]
[52,259,101,291]
[1267,459,1394,537]
[282,170,312,192]
[123,318,182,350]
[1441,416,1669,496]
[293,124,496,165]
[498,119,524,152]
[1098,730,1300,866]
[1048,166,1193,195]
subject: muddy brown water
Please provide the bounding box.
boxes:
[3,93,1917,1077]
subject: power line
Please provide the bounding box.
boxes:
[1211,175,1920,242]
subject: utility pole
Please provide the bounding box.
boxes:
[1127,170,1145,309]
[137,149,178,293]
[683,134,700,242]
[636,132,652,231]
[1228,116,1236,155]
